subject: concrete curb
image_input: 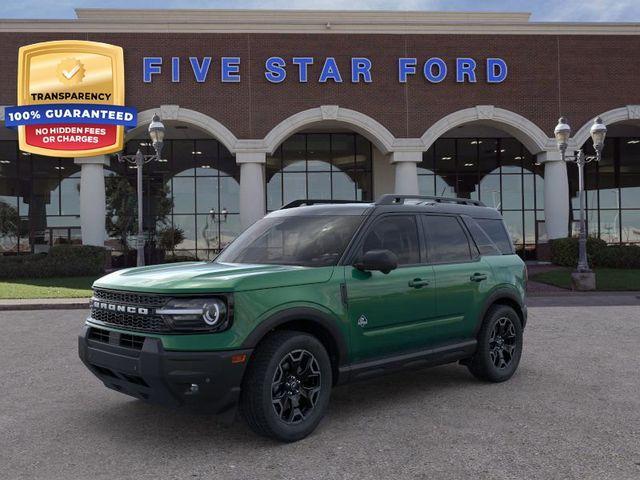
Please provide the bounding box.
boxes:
[0,292,639,311]
[0,298,89,311]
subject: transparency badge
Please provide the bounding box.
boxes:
[5,40,137,157]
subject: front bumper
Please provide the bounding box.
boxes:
[78,325,252,413]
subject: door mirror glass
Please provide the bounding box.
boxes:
[354,249,398,274]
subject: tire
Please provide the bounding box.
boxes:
[240,331,332,442]
[467,304,523,383]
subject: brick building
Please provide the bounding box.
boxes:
[0,9,639,259]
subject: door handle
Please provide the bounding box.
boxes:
[408,278,430,288]
[470,273,488,282]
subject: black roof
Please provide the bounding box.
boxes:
[271,195,503,220]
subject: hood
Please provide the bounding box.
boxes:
[92,261,335,294]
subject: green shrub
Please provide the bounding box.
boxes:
[0,245,107,279]
[550,237,640,268]
[593,244,640,268]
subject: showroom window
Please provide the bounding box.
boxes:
[0,141,81,254]
[419,137,544,257]
[114,138,240,260]
[569,137,640,245]
[266,133,373,212]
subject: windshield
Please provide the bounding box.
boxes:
[216,215,364,267]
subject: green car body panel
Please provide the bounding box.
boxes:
[79,197,527,416]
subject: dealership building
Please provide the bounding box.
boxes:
[0,8,639,260]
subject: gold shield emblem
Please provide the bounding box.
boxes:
[16,40,125,157]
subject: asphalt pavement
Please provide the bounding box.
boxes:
[1,304,639,480]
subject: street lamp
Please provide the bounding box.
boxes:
[117,113,166,267]
[553,116,607,287]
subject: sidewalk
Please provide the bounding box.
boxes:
[0,297,89,311]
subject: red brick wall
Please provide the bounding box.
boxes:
[0,32,638,141]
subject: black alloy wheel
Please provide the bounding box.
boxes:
[489,316,517,370]
[241,331,332,442]
[271,349,322,424]
[467,304,523,382]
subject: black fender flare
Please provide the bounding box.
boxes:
[241,307,349,366]
[475,287,527,335]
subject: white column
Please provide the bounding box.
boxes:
[391,151,422,195]
[237,151,266,230]
[538,151,569,239]
[74,155,109,246]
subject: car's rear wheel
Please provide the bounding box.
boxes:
[467,304,523,382]
[240,331,332,442]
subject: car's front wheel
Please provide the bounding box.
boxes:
[467,304,523,382]
[241,331,332,442]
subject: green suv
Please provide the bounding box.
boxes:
[79,194,527,442]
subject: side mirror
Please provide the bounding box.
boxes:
[354,249,398,274]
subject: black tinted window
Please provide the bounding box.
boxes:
[475,218,514,254]
[462,217,502,256]
[361,215,420,265]
[423,215,472,263]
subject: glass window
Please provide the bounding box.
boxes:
[620,174,640,209]
[282,135,306,172]
[500,139,523,174]
[457,138,478,174]
[173,140,195,176]
[361,215,420,265]
[462,217,500,256]
[172,177,195,214]
[621,210,640,243]
[476,218,514,254]
[434,139,456,176]
[620,138,640,174]
[196,176,219,214]
[307,172,331,199]
[478,139,499,175]
[423,215,471,263]
[307,134,331,171]
[266,133,373,211]
[218,214,363,267]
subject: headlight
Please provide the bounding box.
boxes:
[157,297,229,332]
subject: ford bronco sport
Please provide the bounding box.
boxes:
[79,194,527,442]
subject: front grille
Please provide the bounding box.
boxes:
[90,307,169,333]
[120,333,145,350]
[92,288,167,308]
[90,288,170,333]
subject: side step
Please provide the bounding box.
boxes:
[337,339,477,384]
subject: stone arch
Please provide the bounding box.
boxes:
[263,105,396,155]
[127,105,239,153]
[572,105,640,148]
[420,105,553,154]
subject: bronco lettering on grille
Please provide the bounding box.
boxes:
[91,299,149,315]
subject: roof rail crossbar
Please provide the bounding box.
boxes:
[375,194,485,207]
[280,199,367,209]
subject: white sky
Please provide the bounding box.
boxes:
[1,0,639,22]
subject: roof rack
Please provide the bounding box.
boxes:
[375,194,485,207]
[280,199,367,209]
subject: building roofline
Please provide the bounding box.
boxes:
[0,9,638,35]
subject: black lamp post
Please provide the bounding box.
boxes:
[117,113,166,267]
[553,116,607,287]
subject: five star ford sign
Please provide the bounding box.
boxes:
[4,40,137,157]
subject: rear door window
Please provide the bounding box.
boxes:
[475,218,514,254]
[422,215,472,263]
